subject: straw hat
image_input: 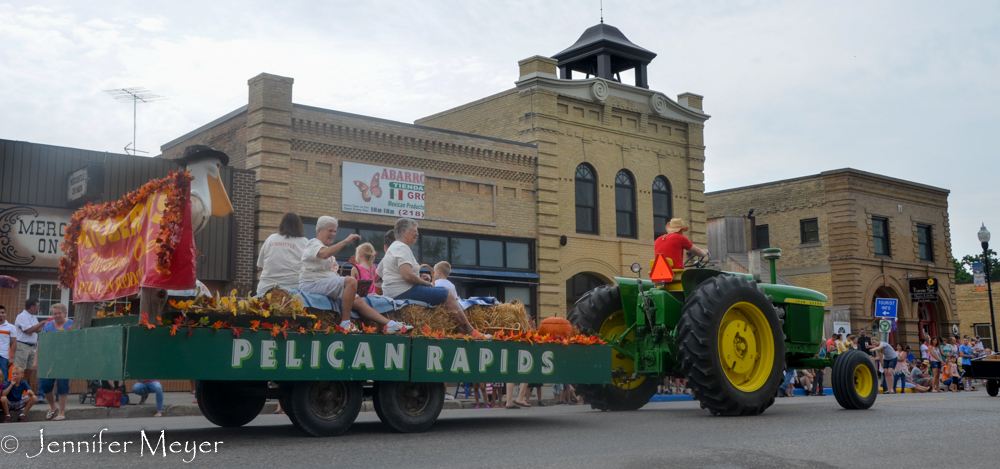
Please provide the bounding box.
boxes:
[665,218,689,234]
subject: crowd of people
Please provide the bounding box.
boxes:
[779,328,994,396]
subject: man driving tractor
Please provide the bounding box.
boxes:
[654,218,709,269]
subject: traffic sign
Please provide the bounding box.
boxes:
[874,298,898,318]
[879,320,892,333]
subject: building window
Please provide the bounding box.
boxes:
[615,170,636,238]
[575,164,598,234]
[917,224,933,262]
[800,218,819,244]
[652,176,672,239]
[975,324,994,350]
[873,217,890,256]
[27,281,71,318]
[755,225,770,249]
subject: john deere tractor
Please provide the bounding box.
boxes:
[568,248,878,415]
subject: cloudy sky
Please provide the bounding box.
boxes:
[2,1,998,259]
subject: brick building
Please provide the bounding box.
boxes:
[161,74,541,316]
[956,283,997,349]
[416,24,710,316]
[706,168,955,347]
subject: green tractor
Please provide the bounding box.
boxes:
[568,248,879,415]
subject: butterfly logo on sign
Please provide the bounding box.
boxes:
[353,173,382,203]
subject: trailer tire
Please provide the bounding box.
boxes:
[986,379,999,397]
[373,381,445,433]
[568,284,658,411]
[288,380,363,437]
[677,275,786,416]
[279,393,303,430]
[831,350,878,409]
[197,381,266,427]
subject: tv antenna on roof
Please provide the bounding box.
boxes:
[104,87,166,156]
[600,0,604,23]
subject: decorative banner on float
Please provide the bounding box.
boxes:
[63,172,198,302]
[342,162,425,219]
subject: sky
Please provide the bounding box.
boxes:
[2,1,999,260]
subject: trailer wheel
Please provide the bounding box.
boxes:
[197,381,267,427]
[373,381,445,433]
[986,379,999,397]
[677,275,786,416]
[287,381,362,437]
[831,350,878,409]
[568,284,658,411]
[279,393,303,430]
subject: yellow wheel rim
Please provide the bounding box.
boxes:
[717,301,774,392]
[600,310,646,390]
[853,364,873,398]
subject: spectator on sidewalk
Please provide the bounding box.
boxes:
[928,337,944,393]
[894,351,910,393]
[505,383,530,409]
[858,329,872,356]
[919,338,929,361]
[942,356,960,392]
[959,337,976,391]
[798,369,814,395]
[13,299,44,389]
[905,345,915,364]
[37,303,72,421]
[911,360,932,387]
[870,337,898,394]
[0,305,16,379]
[132,380,165,417]
[1,366,36,422]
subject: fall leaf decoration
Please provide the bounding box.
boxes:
[96,300,132,318]
[414,325,605,345]
[59,169,194,289]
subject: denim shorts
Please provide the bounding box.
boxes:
[39,378,70,396]
[394,285,449,305]
[930,361,942,369]
[883,358,898,370]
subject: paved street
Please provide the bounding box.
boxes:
[1,391,997,468]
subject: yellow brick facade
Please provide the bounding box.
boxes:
[956,283,999,347]
[706,169,955,347]
[417,56,710,317]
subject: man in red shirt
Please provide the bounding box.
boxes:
[654,218,709,269]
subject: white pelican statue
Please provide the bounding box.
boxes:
[176,145,234,233]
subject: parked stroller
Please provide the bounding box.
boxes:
[79,380,101,405]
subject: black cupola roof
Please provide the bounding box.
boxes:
[552,23,656,88]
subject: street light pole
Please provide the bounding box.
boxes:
[978,224,997,349]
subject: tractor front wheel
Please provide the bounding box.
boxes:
[568,284,658,411]
[677,275,786,416]
[831,350,878,409]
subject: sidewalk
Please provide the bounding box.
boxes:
[18,385,564,422]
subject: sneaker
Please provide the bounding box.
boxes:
[444,393,455,401]
[385,322,413,334]
[17,414,27,422]
[2,415,9,423]
[342,323,360,333]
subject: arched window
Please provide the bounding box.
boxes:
[652,176,672,239]
[566,272,606,314]
[575,164,598,234]
[615,170,636,238]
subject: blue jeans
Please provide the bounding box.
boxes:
[394,285,449,305]
[0,357,7,380]
[132,382,164,411]
[893,372,905,392]
[782,369,796,393]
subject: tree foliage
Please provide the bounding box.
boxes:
[958,249,1000,282]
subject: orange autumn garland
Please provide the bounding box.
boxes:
[416,325,606,345]
[58,170,194,289]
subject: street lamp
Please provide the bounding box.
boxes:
[978,224,997,350]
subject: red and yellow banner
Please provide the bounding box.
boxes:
[61,171,197,302]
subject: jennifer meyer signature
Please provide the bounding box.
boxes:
[2,429,223,463]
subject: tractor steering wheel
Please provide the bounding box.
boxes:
[684,252,711,269]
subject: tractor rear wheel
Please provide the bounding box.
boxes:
[677,275,785,416]
[568,284,658,411]
[831,350,878,409]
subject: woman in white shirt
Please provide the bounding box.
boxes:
[380,218,476,335]
[256,212,309,294]
[299,216,411,334]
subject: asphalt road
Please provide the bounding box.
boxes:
[1,392,998,468]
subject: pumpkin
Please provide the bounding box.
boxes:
[538,317,574,337]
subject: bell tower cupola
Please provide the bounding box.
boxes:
[551,23,657,89]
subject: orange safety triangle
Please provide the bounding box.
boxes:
[650,254,674,283]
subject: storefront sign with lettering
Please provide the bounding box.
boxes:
[0,204,74,268]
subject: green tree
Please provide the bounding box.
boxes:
[960,249,1000,282]
[954,257,974,283]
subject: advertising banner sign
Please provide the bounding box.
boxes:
[72,191,196,302]
[973,262,987,292]
[0,204,74,268]
[342,162,425,219]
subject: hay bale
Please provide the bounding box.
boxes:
[401,300,531,334]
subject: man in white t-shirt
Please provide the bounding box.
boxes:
[298,216,411,334]
[0,305,18,378]
[919,338,929,361]
[14,298,44,385]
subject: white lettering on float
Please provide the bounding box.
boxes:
[541,351,554,375]
[518,350,532,374]
[261,340,277,369]
[232,339,252,368]
[385,343,405,370]
[479,348,494,372]
[450,347,470,374]
[427,345,444,372]
[327,341,345,369]
[351,342,373,370]
[310,341,321,369]
[500,349,508,374]
[286,341,302,369]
